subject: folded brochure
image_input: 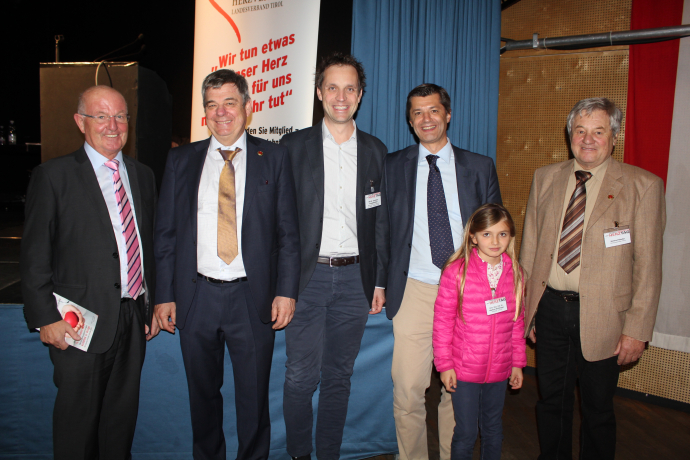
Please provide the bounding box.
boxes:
[49,293,98,351]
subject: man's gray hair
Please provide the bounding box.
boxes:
[567,97,622,138]
[201,69,251,106]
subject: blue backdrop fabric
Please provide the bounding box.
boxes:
[351,0,501,159]
[0,305,397,459]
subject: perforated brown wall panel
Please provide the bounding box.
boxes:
[498,51,628,253]
[502,0,631,57]
[500,0,690,404]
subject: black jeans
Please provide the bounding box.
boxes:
[535,289,619,460]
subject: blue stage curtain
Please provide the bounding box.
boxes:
[351,0,501,159]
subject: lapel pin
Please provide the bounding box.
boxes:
[257,150,264,156]
[265,180,269,184]
[608,195,614,199]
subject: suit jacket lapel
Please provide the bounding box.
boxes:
[189,138,210,242]
[75,148,117,246]
[452,147,475,226]
[551,160,573,234]
[243,134,260,220]
[404,146,418,222]
[306,123,325,211]
[356,129,374,229]
[587,158,623,231]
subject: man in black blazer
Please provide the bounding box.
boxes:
[279,53,387,460]
[21,86,157,460]
[153,69,300,460]
[377,84,502,460]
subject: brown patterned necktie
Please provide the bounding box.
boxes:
[558,170,592,274]
[218,147,241,264]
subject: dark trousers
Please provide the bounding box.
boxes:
[535,289,620,460]
[283,263,370,460]
[450,380,507,460]
[179,278,275,460]
[49,297,146,460]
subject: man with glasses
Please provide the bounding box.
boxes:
[21,85,158,460]
[154,69,300,460]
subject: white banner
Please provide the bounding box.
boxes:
[191,0,321,143]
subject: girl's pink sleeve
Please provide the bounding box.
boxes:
[512,278,527,368]
[433,260,460,373]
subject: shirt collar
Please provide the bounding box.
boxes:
[84,142,124,170]
[419,138,452,164]
[209,131,247,160]
[322,120,357,144]
[573,154,611,178]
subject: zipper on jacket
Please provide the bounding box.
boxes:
[484,257,498,383]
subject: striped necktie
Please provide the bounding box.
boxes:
[558,170,592,274]
[104,159,143,299]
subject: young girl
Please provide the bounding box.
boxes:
[433,203,526,460]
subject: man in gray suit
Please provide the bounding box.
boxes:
[279,52,388,460]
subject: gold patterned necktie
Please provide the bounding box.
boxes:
[558,170,592,274]
[218,147,241,264]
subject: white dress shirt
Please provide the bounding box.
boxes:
[319,121,359,257]
[408,139,463,285]
[84,142,145,298]
[197,133,248,280]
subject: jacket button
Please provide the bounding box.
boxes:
[192,278,196,283]
[550,253,553,259]
[403,271,407,276]
[112,252,118,259]
[114,282,121,289]
[542,281,545,286]
[193,240,197,246]
[315,243,319,248]
[408,243,411,248]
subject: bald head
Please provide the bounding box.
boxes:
[74,86,129,159]
[77,86,127,114]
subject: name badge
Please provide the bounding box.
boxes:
[485,297,508,315]
[603,226,631,248]
[365,192,381,209]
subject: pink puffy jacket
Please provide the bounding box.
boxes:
[433,248,526,384]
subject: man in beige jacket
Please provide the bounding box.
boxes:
[520,97,665,460]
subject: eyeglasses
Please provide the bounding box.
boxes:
[79,113,130,124]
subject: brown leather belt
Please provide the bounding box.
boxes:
[545,285,579,302]
[197,273,248,284]
[317,255,360,267]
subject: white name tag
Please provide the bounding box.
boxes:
[485,297,508,315]
[604,226,631,248]
[365,192,381,209]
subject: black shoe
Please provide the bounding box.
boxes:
[291,456,311,460]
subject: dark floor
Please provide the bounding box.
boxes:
[366,371,690,460]
[3,209,690,460]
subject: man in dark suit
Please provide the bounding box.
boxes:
[21,85,157,460]
[279,53,387,460]
[377,83,502,460]
[153,69,300,460]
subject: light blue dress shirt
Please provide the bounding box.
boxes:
[408,140,464,285]
[84,143,145,298]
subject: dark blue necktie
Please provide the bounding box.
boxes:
[426,154,455,269]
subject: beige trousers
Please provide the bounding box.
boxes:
[392,278,455,460]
